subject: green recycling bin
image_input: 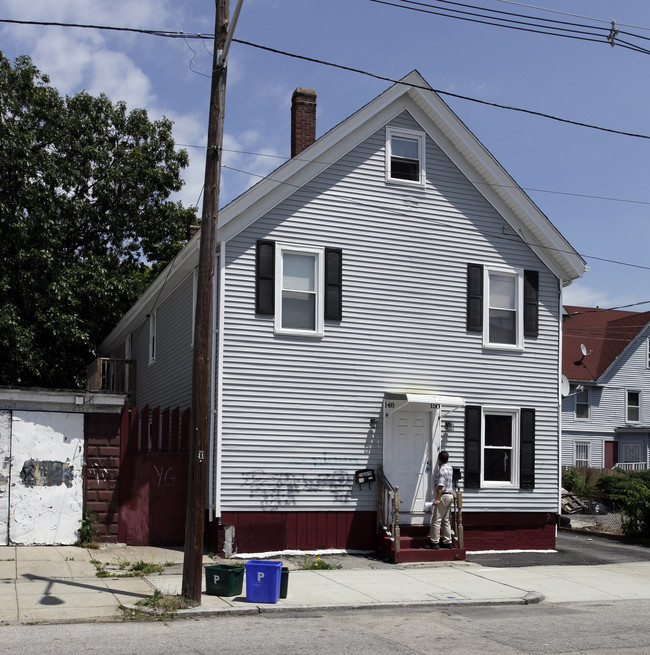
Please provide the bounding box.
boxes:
[280,567,289,598]
[205,564,244,596]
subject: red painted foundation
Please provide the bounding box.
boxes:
[206,510,557,555]
[461,512,557,550]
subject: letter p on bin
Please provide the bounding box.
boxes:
[245,560,282,603]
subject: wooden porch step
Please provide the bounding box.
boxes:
[377,524,466,563]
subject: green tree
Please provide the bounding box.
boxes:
[0,52,197,388]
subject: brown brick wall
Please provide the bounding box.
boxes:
[291,88,317,157]
[84,412,123,542]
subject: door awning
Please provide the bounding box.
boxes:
[383,392,465,414]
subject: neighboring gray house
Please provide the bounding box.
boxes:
[98,71,586,555]
[562,306,650,471]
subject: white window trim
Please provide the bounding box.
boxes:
[148,308,157,365]
[481,407,520,488]
[483,265,524,351]
[626,389,642,424]
[575,386,590,421]
[385,126,426,187]
[274,243,324,338]
[574,441,590,467]
[647,338,650,369]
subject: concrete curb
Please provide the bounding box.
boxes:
[122,594,544,621]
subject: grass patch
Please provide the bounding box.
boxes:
[92,559,175,578]
[297,555,341,570]
[122,590,198,621]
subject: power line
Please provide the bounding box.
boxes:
[494,0,650,32]
[182,144,650,208]
[369,0,650,55]
[220,162,650,275]
[4,17,650,140]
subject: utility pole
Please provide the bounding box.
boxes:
[182,0,240,603]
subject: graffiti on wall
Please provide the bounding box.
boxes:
[19,459,74,488]
[243,470,352,510]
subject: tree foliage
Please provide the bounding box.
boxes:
[0,52,197,388]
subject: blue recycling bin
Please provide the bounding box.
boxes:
[245,560,282,604]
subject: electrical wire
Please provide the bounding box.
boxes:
[3,18,650,139]
[369,0,650,54]
[173,144,650,208]
[220,162,650,275]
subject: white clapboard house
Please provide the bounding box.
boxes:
[562,306,650,472]
[98,71,586,560]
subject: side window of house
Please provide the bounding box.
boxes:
[148,309,157,364]
[464,405,535,489]
[191,268,198,347]
[626,390,641,423]
[386,127,426,186]
[466,264,539,349]
[574,441,590,467]
[256,240,342,336]
[575,386,590,420]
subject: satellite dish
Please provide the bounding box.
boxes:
[561,375,570,398]
[580,344,587,356]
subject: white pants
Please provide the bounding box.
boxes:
[429,494,453,544]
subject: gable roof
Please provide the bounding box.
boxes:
[100,71,586,353]
[562,305,650,382]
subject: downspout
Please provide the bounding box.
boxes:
[209,242,226,521]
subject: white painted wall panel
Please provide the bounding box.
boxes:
[9,411,84,545]
[0,411,10,544]
[219,110,562,514]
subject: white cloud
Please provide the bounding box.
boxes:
[562,281,626,309]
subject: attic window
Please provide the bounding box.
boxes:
[386,127,425,185]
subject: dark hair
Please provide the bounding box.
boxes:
[438,450,449,464]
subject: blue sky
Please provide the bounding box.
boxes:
[2,0,649,309]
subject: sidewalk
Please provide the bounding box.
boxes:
[2,543,650,623]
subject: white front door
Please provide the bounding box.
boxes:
[386,409,434,514]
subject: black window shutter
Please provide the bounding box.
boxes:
[256,240,275,315]
[324,247,343,321]
[464,405,482,489]
[466,264,483,332]
[520,408,535,489]
[523,270,539,338]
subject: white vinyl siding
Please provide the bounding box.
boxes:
[219,110,562,514]
[561,323,650,470]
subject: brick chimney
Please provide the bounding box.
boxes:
[291,87,317,157]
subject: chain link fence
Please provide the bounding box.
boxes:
[561,466,624,537]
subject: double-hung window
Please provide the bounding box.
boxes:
[482,409,519,486]
[256,240,342,337]
[485,268,521,348]
[467,264,538,349]
[277,246,323,335]
[575,386,590,420]
[464,405,535,490]
[626,390,641,423]
[386,127,425,185]
[148,309,157,364]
